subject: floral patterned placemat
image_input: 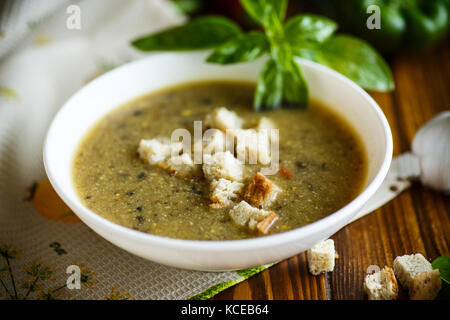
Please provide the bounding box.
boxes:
[0,0,271,300]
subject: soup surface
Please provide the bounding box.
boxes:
[73,81,367,240]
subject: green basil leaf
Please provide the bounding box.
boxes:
[206,31,269,65]
[290,43,319,61]
[284,14,338,45]
[171,0,203,15]
[254,57,308,111]
[131,16,241,51]
[239,0,265,26]
[282,59,309,108]
[432,256,450,284]
[270,0,288,22]
[254,58,283,111]
[240,0,287,27]
[270,40,293,70]
[315,35,395,91]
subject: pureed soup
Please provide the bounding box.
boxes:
[72,81,367,240]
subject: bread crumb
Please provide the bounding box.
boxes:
[243,173,281,209]
[203,151,243,182]
[138,137,182,165]
[235,129,271,165]
[393,253,442,300]
[409,269,441,300]
[256,117,276,131]
[393,253,432,289]
[307,239,336,275]
[228,200,278,234]
[364,266,398,300]
[194,129,229,157]
[158,153,199,177]
[204,107,243,131]
[209,178,244,208]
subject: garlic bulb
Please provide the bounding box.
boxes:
[411,111,450,193]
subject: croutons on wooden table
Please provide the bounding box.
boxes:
[307,239,336,275]
[393,253,441,300]
[364,266,399,300]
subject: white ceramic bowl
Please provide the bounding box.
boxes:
[44,52,392,271]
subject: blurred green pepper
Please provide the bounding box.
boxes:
[332,0,449,54]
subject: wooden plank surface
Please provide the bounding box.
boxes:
[213,41,450,300]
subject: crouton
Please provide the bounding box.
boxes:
[158,153,198,177]
[204,107,243,131]
[256,117,276,131]
[256,117,279,144]
[138,137,182,165]
[393,253,433,289]
[228,200,278,234]
[393,253,443,300]
[409,269,441,300]
[235,129,271,165]
[243,173,281,209]
[209,178,244,208]
[254,212,279,234]
[203,151,243,182]
[194,129,228,157]
[364,266,399,300]
[307,239,336,275]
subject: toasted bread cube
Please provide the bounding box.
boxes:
[256,117,276,131]
[307,239,336,275]
[228,200,278,234]
[203,151,243,182]
[204,107,243,131]
[229,201,262,226]
[256,117,279,145]
[138,137,182,165]
[210,178,244,209]
[254,212,279,234]
[194,129,229,157]
[364,266,399,300]
[159,153,198,177]
[243,173,281,209]
[393,253,432,289]
[235,129,271,165]
[409,269,441,300]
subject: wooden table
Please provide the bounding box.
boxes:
[213,41,450,300]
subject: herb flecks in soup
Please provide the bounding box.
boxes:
[72,82,367,240]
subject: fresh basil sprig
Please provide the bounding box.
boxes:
[206,31,269,65]
[131,0,394,110]
[131,16,242,51]
[284,14,338,44]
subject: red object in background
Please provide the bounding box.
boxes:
[199,0,254,28]
[207,0,243,19]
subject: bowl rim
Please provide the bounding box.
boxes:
[43,53,393,252]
